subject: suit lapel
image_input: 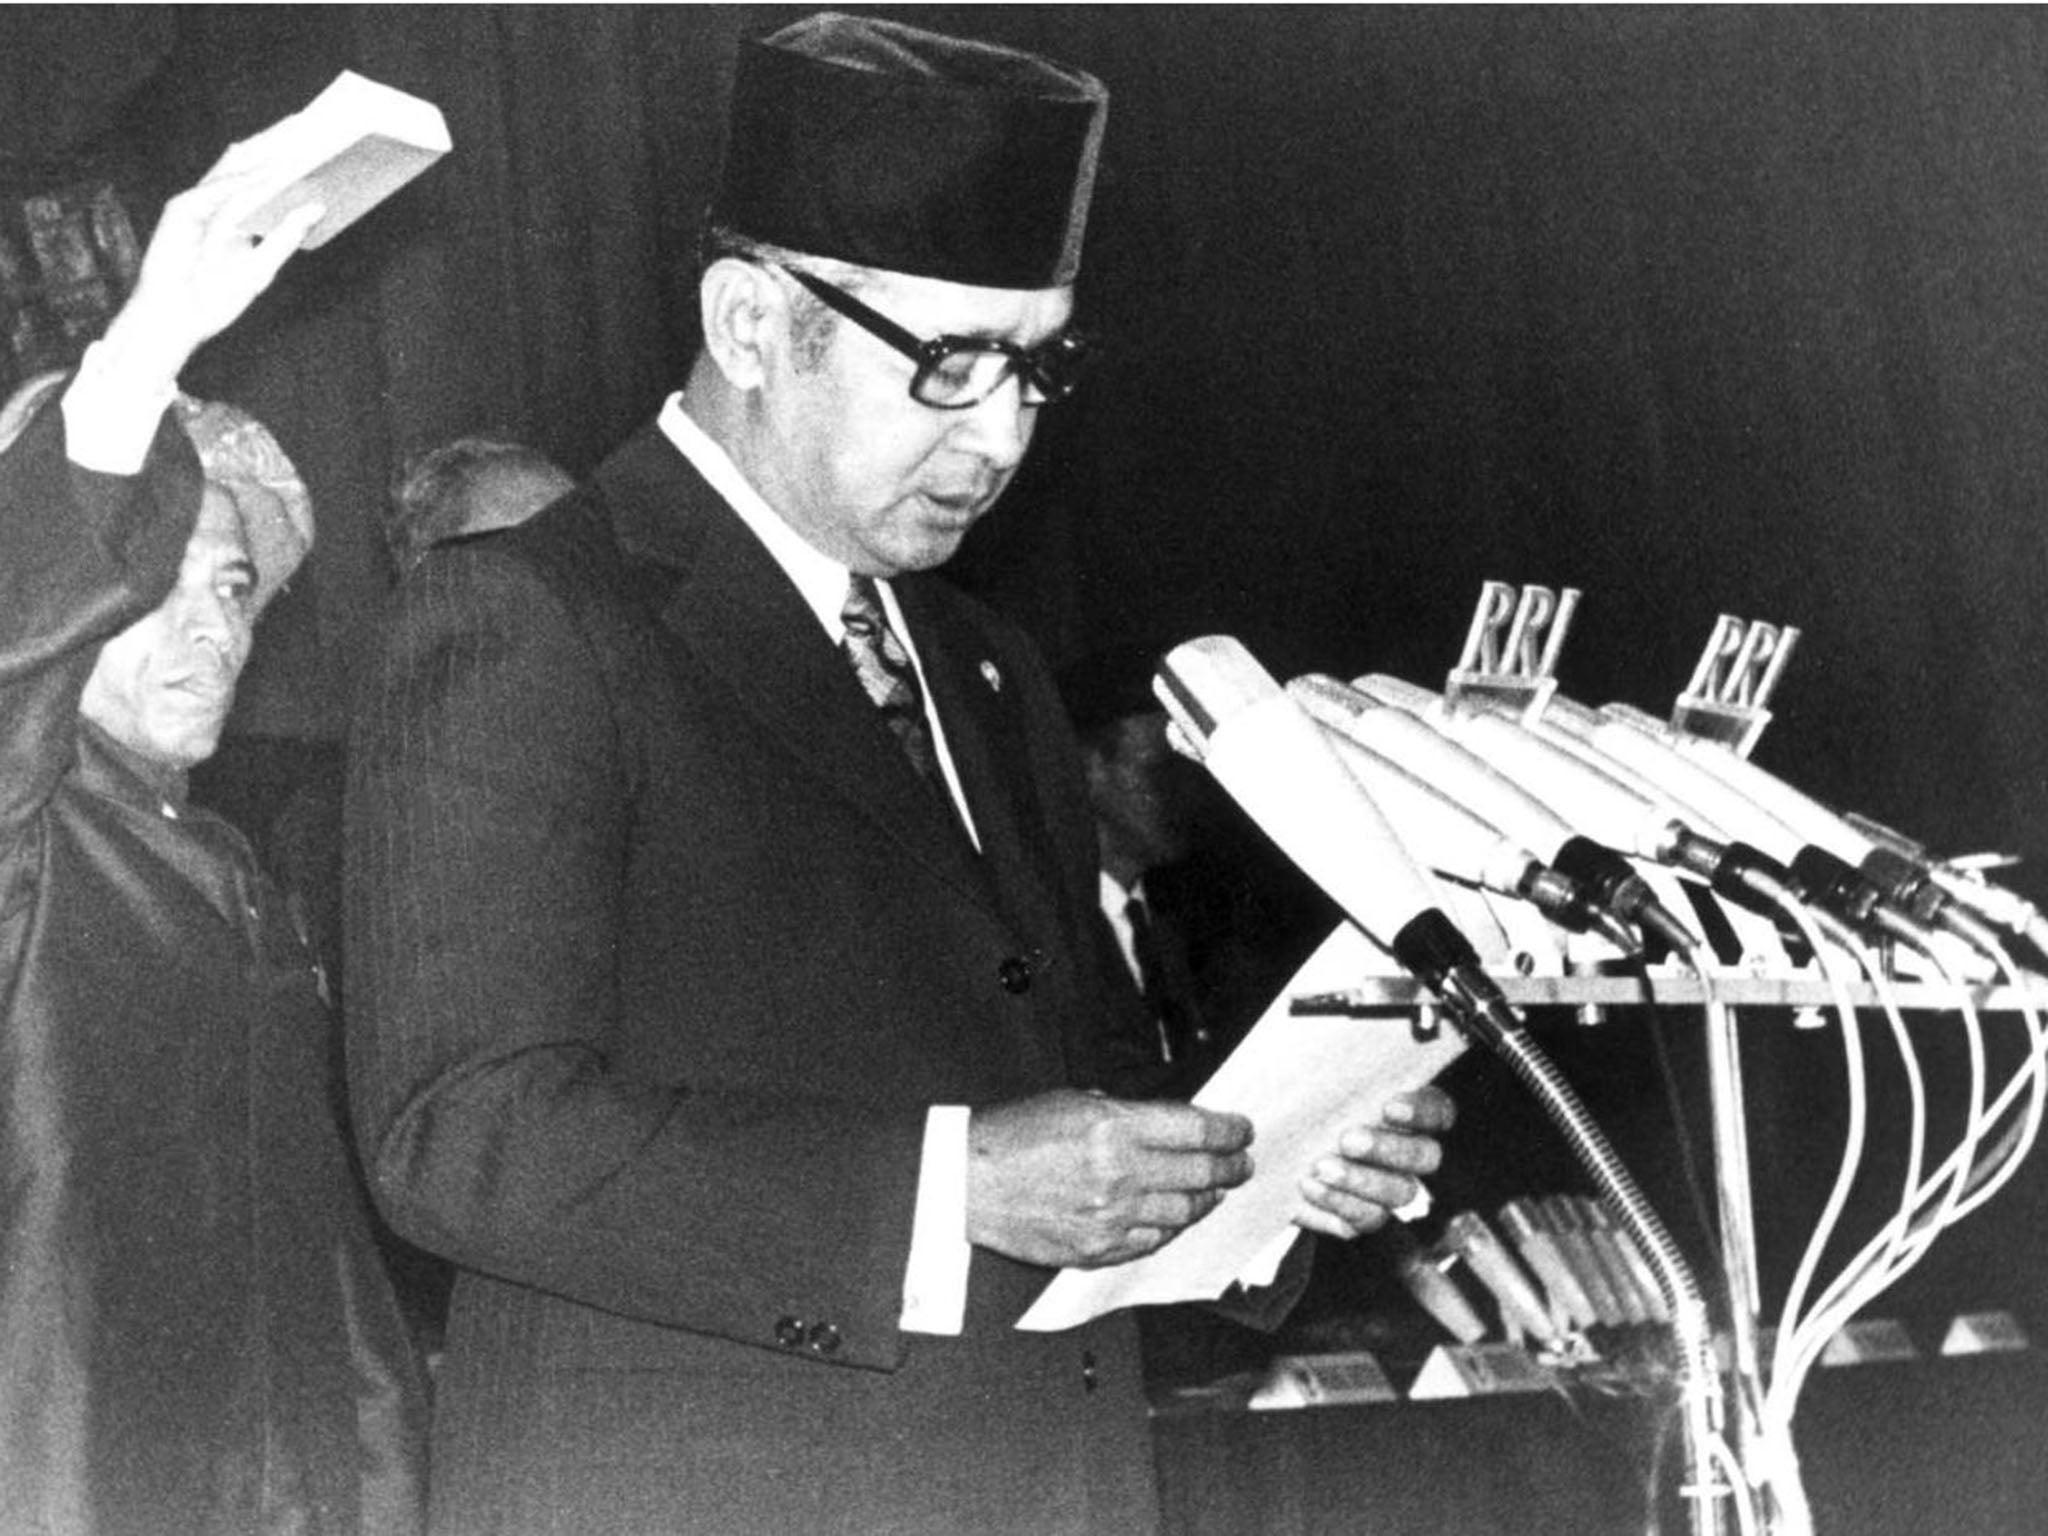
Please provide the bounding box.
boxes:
[896,578,1066,947]
[597,433,1000,912]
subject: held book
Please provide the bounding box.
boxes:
[237,71,451,249]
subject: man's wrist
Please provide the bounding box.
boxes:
[60,339,179,476]
[88,302,191,393]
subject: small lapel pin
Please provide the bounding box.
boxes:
[979,660,1003,692]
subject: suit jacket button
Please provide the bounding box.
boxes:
[774,1315,806,1349]
[808,1322,843,1356]
[997,956,1033,994]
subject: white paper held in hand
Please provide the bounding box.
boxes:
[1015,922,1466,1332]
[236,71,451,250]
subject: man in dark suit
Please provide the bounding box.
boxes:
[345,15,1453,1534]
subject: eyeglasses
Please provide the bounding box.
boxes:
[776,265,1095,410]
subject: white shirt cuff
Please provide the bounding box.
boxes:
[59,341,177,476]
[900,1104,971,1335]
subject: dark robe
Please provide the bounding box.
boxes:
[0,399,427,1535]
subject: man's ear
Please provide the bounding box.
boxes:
[698,258,784,391]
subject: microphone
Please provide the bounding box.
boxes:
[1602,703,2024,956]
[1442,1209,1567,1349]
[1155,638,1517,1041]
[1287,679,1638,954]
[1294,676,1588,855]
[1573,1194,1672,1325]
[1350,675,1836,946]
[1388,1224,1490,1345]
[1536,697,1813,862]
[1497,1198,1601,1332]
[1321,675,1705,955]
[1351,675,1729,861]
[1545,698,1951,952]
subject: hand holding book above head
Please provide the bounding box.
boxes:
[91,72,448,391]
[93,149,326,390]
[215,71,450,252]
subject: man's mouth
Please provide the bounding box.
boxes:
[920,486,994,520]
[164,671,233,705]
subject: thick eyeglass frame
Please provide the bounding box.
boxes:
[775,264,1093,410]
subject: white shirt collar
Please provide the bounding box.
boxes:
[657,392,868,642]
[1100,868,1144,912]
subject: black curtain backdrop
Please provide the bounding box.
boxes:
[6,0,2047,1387]
[9,4,2034,882]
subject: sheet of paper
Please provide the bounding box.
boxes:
[1016,921,1468,1331]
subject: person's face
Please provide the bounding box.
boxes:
[752,268,1074,577]
[80,485,256,769]
[1089,711,1209,874]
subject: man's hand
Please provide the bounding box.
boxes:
[94,122,327,385]
[1293,1085,1456,1240]
[966,1089,1254,1269]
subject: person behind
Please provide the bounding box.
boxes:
[382,433,576,576]
[0,143,426,1532]
[1059,642,1346,1094]
[1058,641,1228,1095]
[345,14,1451,1534]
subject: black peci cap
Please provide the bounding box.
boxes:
[712,12,1107,290]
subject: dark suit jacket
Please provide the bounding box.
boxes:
[345,422,1158,1535]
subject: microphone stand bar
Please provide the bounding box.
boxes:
[1292,973,2048,1014]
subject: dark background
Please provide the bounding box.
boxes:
[6,2,2046,1511]
[14,4,2048,852]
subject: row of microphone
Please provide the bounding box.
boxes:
[1152,636,2047,998]
[1394,1195,1672,1353]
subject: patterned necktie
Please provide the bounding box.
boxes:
[841,574,942,788]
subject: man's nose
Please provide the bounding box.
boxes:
[181,591,244,666]
[951,374,1034,468]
